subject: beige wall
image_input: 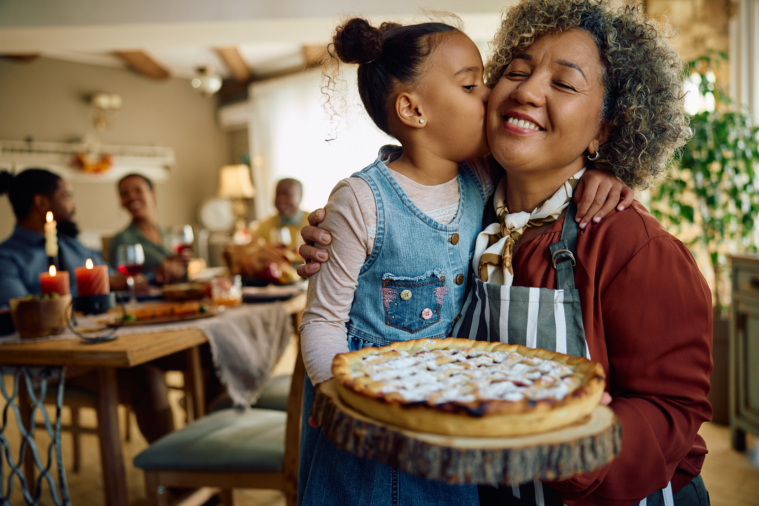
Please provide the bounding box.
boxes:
[0,57,229,241]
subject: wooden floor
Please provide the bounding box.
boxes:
[3,338,758,506]
[699,422,759,505]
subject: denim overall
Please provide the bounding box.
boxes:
[455,202,687,506]
[298,150,486,506]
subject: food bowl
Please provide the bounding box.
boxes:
[162,282,208,301]
[10,295,72,339]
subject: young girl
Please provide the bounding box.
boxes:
[298,17,630,506]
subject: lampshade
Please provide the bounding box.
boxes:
[217,165,255,199]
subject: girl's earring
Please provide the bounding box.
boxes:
[419,119,425,124]
[587,150,600,161]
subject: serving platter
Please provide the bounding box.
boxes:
[242,281,306,303]
[312,379,621,486]
[100,304,218,327]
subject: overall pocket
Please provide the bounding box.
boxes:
[381,269,447,334]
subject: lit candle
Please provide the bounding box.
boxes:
[75,258,110,296]
[44,212,58,259]
[39,265,70,295]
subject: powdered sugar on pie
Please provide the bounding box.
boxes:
[331,337,606,437]
[349,346,581,405]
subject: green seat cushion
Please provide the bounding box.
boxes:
[133,408,285,473]
[252,374,292,412]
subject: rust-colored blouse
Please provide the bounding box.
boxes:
[510,201,713,506]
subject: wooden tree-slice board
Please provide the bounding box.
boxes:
[313,379,622,486]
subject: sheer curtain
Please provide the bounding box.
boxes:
[248,67,394,219]
[730,0,759,117]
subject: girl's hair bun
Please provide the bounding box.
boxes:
[379,22,402,34]
[333,18,386,65]
[0,170,13,196]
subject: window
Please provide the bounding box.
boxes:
[248,68,393,219]
[730,0,759,117]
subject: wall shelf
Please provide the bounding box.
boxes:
[0,139,175,182]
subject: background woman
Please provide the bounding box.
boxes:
[109,173,186,284]
[298,1,713,505]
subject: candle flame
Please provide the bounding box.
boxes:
[49,265,56,276]
[86,258,93,269]
[46,212,53,223]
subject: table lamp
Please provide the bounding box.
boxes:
[217,164,256,232]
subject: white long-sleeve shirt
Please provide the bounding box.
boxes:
[300,159,494,384]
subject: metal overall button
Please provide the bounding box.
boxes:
[449,233,460,245]
[455,273,465,285]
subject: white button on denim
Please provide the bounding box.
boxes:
[400,290,412,300]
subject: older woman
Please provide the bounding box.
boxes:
[298,1,712,505]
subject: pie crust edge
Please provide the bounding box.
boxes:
[331,337,606,437]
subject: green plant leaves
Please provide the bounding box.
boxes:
[650,52,759,310]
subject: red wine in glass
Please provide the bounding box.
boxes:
[117,264,144,277]
[171,225,194,255]
[116,244,145,303]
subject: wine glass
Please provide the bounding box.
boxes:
[269,226,292,247]
[116,244,145,304]
[171,225,195,254]
[279,227,292,247]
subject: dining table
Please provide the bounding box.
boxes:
[0,291,306,506]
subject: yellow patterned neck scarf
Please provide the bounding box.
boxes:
[473,168,585,286]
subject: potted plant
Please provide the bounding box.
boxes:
[649,52,759,423]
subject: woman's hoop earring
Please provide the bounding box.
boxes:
[419,119,425,124]
[587,150,600,161]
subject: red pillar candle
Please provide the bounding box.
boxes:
[39,265,70,295]
[75,259,110,296]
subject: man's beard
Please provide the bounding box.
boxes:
[57,220,80,239]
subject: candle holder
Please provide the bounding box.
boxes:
[74,293,116,315]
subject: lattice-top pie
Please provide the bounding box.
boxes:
[331,338,605,437]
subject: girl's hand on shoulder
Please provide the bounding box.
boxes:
[296,209,331,278]
[574,169,634,229]
[600,392,612,406]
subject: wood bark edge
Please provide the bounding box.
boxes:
[313,383,622,486]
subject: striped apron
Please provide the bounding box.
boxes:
[454,202,676,506]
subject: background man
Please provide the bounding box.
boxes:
[0,168,131,307]
[0,168,177,443]
[252,178,309,255]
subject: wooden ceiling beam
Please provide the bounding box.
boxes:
[113,50,170,79]
[0,54,40,63]
[301,45,328,68]
[213,46,251,81]
[217,45,328,106]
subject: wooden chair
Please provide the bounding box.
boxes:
[39,386,132,473]
[134,344,306,506]
[34,365,134,474]
[39,366,199,473]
